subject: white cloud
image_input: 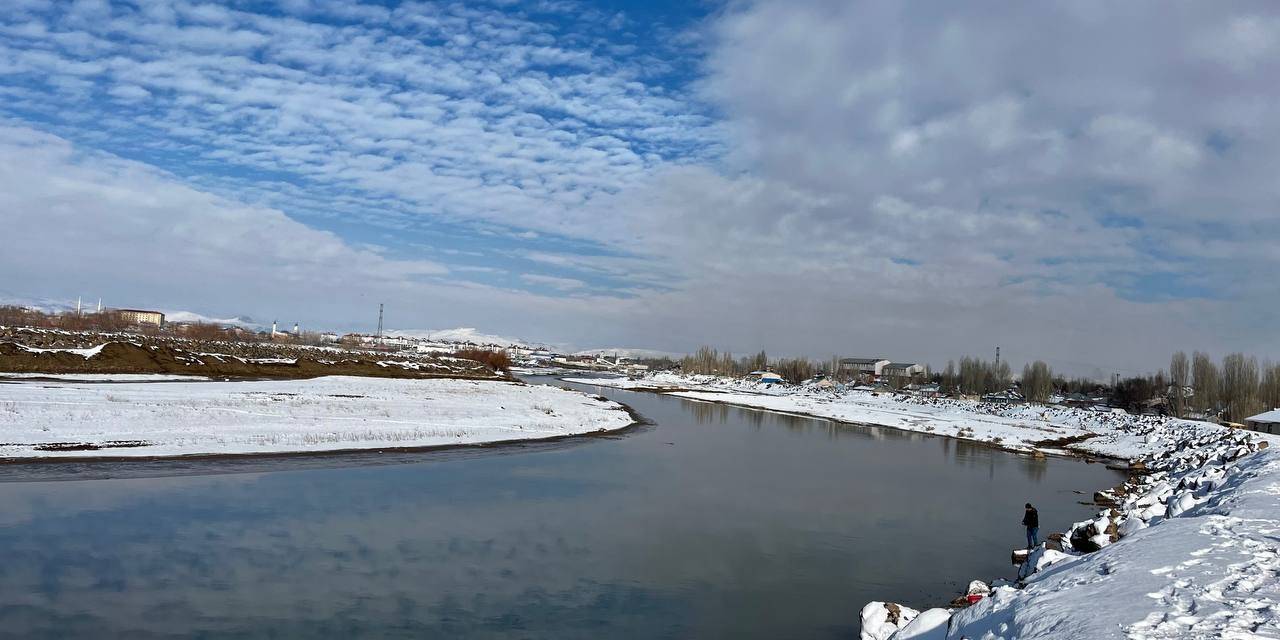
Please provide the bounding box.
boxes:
[2,1,1279,375]
[520,273,587,291]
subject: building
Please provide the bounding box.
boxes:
[883,362,926,377]
[749,370,785,384]
[1245,409,1280,435]
[116,309,165,327]
[839,358,890,377]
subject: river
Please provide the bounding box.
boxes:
[0,375,1122,638]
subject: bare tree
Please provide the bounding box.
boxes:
[774,357,815,384]
[1261,361,1280,414]
[1169,351,1189,418]
[1221,352,1261,422]
[1192,351,1220,416]
[1021,360,1054,403]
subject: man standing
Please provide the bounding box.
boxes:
[1023,503,1039,549]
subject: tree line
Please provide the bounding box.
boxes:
[678,347,817,383]
[1167,350,1280,423]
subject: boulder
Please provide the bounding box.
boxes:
[860,601,919,640]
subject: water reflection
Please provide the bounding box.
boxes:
[0,377,1122,639]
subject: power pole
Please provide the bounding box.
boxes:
[376,303,384,344]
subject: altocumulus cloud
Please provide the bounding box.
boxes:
[0,0,1277,374]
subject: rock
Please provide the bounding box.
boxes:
[1071,525,1101,553]
[1011,548,1030,565]
[1118,516,1148,537]
[966,580,991,596]
[893,608,952,639]
[860,601,919,640]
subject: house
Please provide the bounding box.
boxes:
[749,370,786,385]
[883,362,925,377]
[839,358,890,377]
[982,390,1023,404]
[905,382,942,397]
[1245,409,1280,435]
[116,308,165,327]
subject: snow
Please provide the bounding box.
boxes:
[566,372,1276,460]
[1247,408,1280,424]
[0,373,210,382]
[0,375,634,458]
[162,310,263,329]
[938,448,1280,638]
[861,602,919,640]
[15,343,106,358]
[571,347,681,360]
[385,327,535,348]
[893,609,951,640]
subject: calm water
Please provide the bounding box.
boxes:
[0,377,1122,638]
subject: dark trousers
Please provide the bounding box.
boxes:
[1026,526,1039,548]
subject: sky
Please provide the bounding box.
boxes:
[1,0,1278,377]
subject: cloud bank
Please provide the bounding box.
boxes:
[1,0,1277,376]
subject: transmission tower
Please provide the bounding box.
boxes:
[377,303,384,343]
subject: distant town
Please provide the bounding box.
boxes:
[2,300,1276,436]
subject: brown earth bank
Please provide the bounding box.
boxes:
[0,328,503,381]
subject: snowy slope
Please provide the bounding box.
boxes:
[0,375,634,458]
[872,447,1279,639]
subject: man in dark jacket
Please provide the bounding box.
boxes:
[1023,503,1039,549]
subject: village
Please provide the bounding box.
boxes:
[5,301,1277,436]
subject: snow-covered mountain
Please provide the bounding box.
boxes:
[385,327,544,349]
[572,347,681,360]
[162,311,265,330]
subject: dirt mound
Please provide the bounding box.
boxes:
[0,341,499,381]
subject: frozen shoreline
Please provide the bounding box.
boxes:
[0,375,636,459]
[562,373,1243,461]
[564,373,1278,639]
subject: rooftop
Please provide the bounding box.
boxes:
[1247,409,1280,424]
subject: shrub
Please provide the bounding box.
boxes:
[452,348,512,373]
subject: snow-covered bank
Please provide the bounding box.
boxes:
[565,373,1267,460]
[0,376,635,458]
[862,437,1275,639]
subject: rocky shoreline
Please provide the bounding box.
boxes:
[861,423,1269,639]
[561,373,1277,638]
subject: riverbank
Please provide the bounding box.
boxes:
[562,374,1222,461]
[862,437,1275,639]
[0,375,635,459]
[564,373,1277,638]
[0,329,503,381]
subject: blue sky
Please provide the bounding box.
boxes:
[0,0,721,297]
[1,0,1278,374]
